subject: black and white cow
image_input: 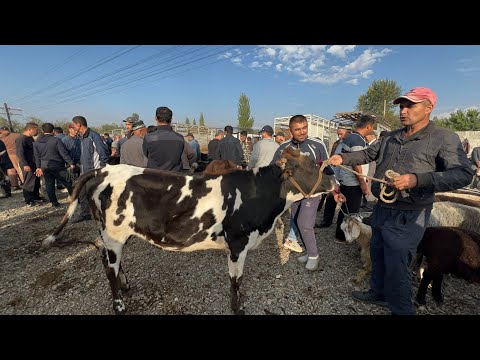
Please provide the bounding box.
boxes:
[42,147,336,314]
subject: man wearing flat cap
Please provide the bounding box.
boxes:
[120,120,148,167]
[329,87,474,315]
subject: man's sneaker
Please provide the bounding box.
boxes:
[351,289,388,307]
[26,202,38,207]
[284,240,303,253]
[297,254,309,263]
[305,256,320,271]
[51,202,61,207]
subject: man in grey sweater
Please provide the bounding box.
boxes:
[120,120,148,167]
[248,125,279,169]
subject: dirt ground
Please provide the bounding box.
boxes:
[0,189,479,315]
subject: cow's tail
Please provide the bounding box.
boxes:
[42,169,98,248]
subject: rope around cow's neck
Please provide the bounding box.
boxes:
[333,163,405,204]
[287,161,329,198]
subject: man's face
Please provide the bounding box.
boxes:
[125,122,133,131]
[69,128,77,137]
[30,127,39,137]
[216,133,224,140]
[72,122,81,132]
[289,120,308,142]
[187,135,193,142]
[275,135,285,144]
[240,134,247,142]
[399,100,432,127]
[337,128,348,139]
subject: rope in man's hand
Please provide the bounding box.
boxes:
[325,160,408,203]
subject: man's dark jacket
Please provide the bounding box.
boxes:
[340,122,474,210]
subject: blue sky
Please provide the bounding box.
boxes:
[1,45,479,129]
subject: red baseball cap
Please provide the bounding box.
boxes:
[393,87,437,107]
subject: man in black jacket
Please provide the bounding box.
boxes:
[143,106,186,171]
[329,87,474,315]
[15,122,40,206]
[215,125,244,166]
[34,123,75,207]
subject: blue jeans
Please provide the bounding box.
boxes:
[370,205,431,315]
[287,218,300,241]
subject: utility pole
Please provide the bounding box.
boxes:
[1,103,23,132]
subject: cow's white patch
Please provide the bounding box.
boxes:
[233,188,243,212]
[167,185,172,191]
[177,176,193,204]
[285,190,304,204]
[228,193,232,200]
[252,168,259,175]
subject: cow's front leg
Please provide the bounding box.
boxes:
[227,249,248,315]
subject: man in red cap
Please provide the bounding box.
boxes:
[329,87,474,315]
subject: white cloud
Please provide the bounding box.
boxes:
[360,70,373,78]
[344,48,391,73]
[327,45,356,58]
[457,67,480,73]
[218,52,232,59]
[265,47,276,56]
[238,45,392,85]
[231,57,242,65]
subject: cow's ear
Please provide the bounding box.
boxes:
[275,158,287,170]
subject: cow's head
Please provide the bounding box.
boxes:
[276,146,336,197]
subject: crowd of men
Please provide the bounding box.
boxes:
[1,88,479,315]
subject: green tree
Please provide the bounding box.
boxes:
[53,119,72,133]
[0,116,23,132]
[26,116,44,127]
[355,79,402,128]
[434,109,480,131]
[237,93,254,130]
[91,122,123,134]
[193,118,197,126]
[185,117,190,125]
[131,113,140,121]
[199,112,205,126]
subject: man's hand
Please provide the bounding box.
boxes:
[35,168,43,177]
[360,180,369,195]
[328,155,343,166]
[390,174,417,191]
[24,165,31,172]
[333,192,346,203]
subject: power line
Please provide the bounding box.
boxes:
[28,46,228,111]
[45,46,231,107]
[23,45,189,107]
[14,46,141,104]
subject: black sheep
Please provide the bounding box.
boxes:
[415,227,480,305]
